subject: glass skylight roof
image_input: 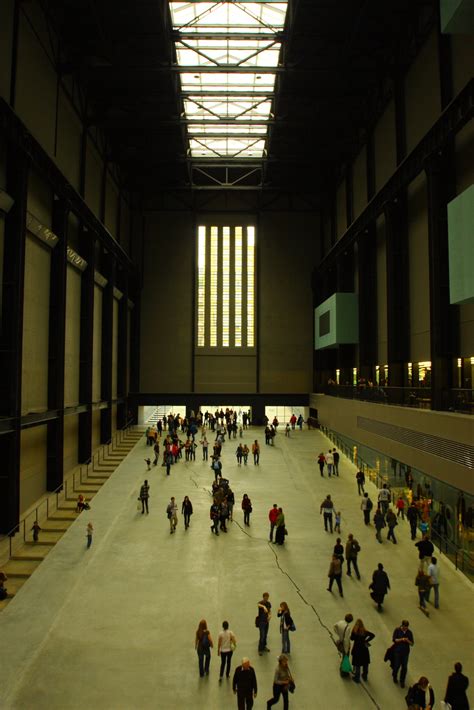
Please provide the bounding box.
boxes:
[170,1,288,159]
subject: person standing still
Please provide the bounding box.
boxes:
[333,448,340,476]
[356,470,365,495]
[233,658,258,710]
[391,620,414,688]
[444,662,470,710]
[181,496,193,530]
[242,494,252,526]
[317,452,326,476]
[327,554,343,597]
[252,440,260,465]
[268,504,279,542]
[326,450,334,477]
[31,521,41,542]
[407,502,419,540]
[86,522,93,549]
[350,619,375,683]
[257,592,272,655]
[320,495,334,533]
[139,480,150,514]
[396,495,405,519]
[345,534,361,579]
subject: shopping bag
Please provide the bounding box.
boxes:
[340,654,352,674]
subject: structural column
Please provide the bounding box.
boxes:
[425,154,458,410]
[0,144,29,532]
[78,229,96,463]
[100,251,115,444]
[46,197,69,490]
[337,245,355,385]
[117,269,129,429]
[358,223,377,380]
[384,197,410,388]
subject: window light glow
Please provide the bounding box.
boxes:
[235,227,243,346]
[247,226,255,346]
[170,2,288,159]
[222,227,230,346]
[210,226,218,346]
[197,226,206,347]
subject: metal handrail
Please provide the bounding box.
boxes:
[0,421,135,566]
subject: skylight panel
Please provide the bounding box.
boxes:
[170,2,288,161]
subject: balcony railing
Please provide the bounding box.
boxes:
[317,385,474,414]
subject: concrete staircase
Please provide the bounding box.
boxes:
[0,427,143,611]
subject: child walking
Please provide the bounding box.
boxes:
[335,511,342,534]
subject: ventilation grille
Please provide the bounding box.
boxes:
[357,417,474,469]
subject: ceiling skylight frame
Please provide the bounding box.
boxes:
[169,1,288,160]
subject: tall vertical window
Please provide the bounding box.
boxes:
[210,226,218,347]
[196,225,256,349]
[197,226,206,347]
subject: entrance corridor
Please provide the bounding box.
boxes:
[0,425,472,709]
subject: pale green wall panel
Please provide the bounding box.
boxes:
[22,235,51,414]
[314,292,359,350]
[448,184,474,305]
[408,173,431,362]
[352,145,367,220]
[451,34,474,96]
[441,0,474,34]
[92,285,103,402]
[20,425,47,513]
[455,121,474,195]
[64,265,81,407]
[374,100,396,192]
[405,30,441,153]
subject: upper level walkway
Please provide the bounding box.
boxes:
[0,424,472,709]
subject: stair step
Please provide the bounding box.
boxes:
[4,559,40,575]
[41,527,68,533]
[25,540,56,547]
[48,514,77,521]
[84,475,109,482]
[11,553,48,561]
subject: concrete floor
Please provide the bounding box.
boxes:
[0,426,472,710]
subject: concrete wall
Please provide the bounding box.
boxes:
[20,426,48,513]
[64,265,81,407]
[407,173,431,362]
[376,215,387,363]
[311,393,474,495]
[140,210,319,395]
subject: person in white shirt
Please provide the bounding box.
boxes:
[218,620,237,681]
[426,556,440,609]
[377,484,391,514]
[334,613,353,656]
[326,450,334,477]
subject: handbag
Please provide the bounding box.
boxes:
[287,668,296,694]
[255,615,260,628]
[340,654,352,674]
[137,501,142,511]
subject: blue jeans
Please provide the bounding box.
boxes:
[281,628,290,653]
[392,652,409,683]
[258,623,269,652]
[267,684,289,709]
[426,583,439,608]
[197,649,210,676]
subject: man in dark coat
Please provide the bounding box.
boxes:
[233,657,258,710]
[444,662,470,710]
[369,562,390,611]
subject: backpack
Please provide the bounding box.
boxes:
[200,632,210,649]
[352,541,361,553]
[367,498,373,511]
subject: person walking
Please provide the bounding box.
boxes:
[267,654,294,709]
[233,658,258,710]
[317,452,326,476]
[86,522,93,549]
[415,568,431,616]
[361,492,373,525]
[350,619,375,683]
[333,448,340,475]
[277,602,294,654]
[334,511,342,534]
[426,556,440,609]
[320,494,334,533]
[415,535,434,570]
[378,484,391,514]
[195,619,213,677]
[242,444,249,464]
[166,496,178,534]
[139,480,150,514]
[181,495,193,529]
[252,440,260,465]
[407,502,419,540]
[390,620,414,688]
[236,443,243,466]
[285,423,290,437]
[327,554,344,597]
[227,487,235,521]
[373,506,386,543]
[444,662,470,710]
[369,563,390,611]
[218,620,237,681]
[242,494,252,526]
[31,520,41,542]
[201,435,209,461]
[326,450,334,477]
[386,508,398,544]
[345,534,361,579]
[396,495,405,519]
[210,500,220,535]
[268,504,279,542]
[257,592,272,656]
[356,470,365,495]
[274,508,286,545]
[219,499,229,533]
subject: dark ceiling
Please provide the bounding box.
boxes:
[44,0,438,195]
